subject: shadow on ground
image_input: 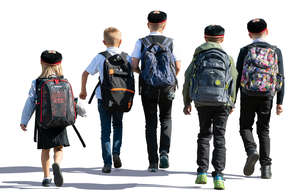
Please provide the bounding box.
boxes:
[0,166,254,190]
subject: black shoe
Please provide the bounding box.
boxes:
[159,153,169,169]
[261,165,272,179]
[52,163,64,187]
[102,164,112,173]
[243,151,259,176]
[148,163,158,172]
[42,178,52,187]
[113,154,122,168]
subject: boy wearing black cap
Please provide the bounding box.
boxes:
[183,25,237,190]
[20,50,70,187]
[131,10,181,172]
[236,18,285,179]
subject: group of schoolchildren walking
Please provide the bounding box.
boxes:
[20,11,285,190]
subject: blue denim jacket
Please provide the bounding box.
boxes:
[21,80,36,126]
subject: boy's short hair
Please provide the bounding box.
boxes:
[247,18,267,33]
[103,27,121,46]
[148,23,165,31]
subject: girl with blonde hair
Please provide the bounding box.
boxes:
[20,50,69,187]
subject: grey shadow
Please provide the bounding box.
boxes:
[0,166,245,180]
[1,180,206,190]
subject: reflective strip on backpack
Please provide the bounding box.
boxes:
[111,88,135,94]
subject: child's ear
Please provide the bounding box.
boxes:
[162,22,166,31]
[265,29,269,36]
[248,33,253,39]
[103,40,107,46]
[118,39,122,48]
[147,22,150,29]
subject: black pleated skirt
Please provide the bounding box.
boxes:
[37,127,70,149]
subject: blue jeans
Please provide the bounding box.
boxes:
[98,99,124,165]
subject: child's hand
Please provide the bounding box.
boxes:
[79,90,87,100]
[20,124,27,131]
[276,104,283,115]
[183,105,192,115]
[229,108,234,115]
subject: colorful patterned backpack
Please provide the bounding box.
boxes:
[240,45,283,96]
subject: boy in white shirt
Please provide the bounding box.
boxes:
[80,27,130,173]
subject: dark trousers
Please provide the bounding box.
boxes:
[141,86,173,164]
[196,106,229,175]
[98,99,124,165]
[239,94,273,166]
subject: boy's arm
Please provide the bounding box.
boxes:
[79,71,90,100]
[20,81,37,131]
[182,62,194,106]
[229,56,238,107]
[235,47,248,102]
[131,57,141,74]
[275,48,285,115]
[175,60,181,76]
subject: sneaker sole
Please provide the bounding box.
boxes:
[195,180,207,184]
[243,153,259,176]
[52,163,63,187]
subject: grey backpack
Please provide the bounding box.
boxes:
[189,48,233,105]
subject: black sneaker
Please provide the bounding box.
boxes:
[42,178,52,187]
[159,153,169,169]
[102,164,112,173]
[52,163,64,187]
[113,154,122,168]
[148,163,158,172]
[261,165,272,179]
[243,151,259,176]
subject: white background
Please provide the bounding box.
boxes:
[0,0,299,194]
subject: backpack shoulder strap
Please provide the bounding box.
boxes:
[162,37,173,49]
[141,37,153,49]
[99,51,112,59]
[71,124,86,148]
[34,78,41,142]
[120,52,129,64]
[88,52,109,104]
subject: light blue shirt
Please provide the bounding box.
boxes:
[131,32,181,61]
[21,80,37,126]
[253,38,266,43]
[85,47,131,99]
